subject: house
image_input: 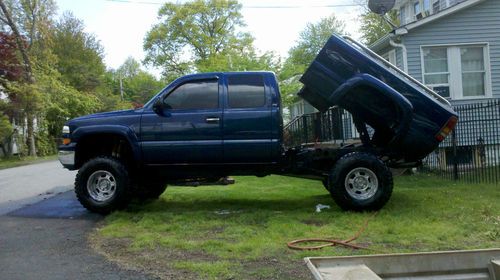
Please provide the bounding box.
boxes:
[371,0,500,169]
[371,0,499,104]
[288,0,500,170]
[291,0,499,113]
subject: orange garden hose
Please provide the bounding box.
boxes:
[287,212,378,251]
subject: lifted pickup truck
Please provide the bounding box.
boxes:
[59,35,458,214]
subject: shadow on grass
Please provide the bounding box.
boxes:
[129,197,333,213]
[125,192,425,216]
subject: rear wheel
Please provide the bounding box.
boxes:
[329,152,393,211]
[322,178,329,191]
[75,156,132,214]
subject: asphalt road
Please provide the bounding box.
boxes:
[0,160,76,215]
[0,160,153,280]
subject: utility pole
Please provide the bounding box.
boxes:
[119,75,124,101]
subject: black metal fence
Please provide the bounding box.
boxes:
[284,99,500,184]
[284,107,358,148]
[421,99,500,184]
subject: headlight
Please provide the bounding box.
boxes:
[62,125,70,134]
[62,126,71,145]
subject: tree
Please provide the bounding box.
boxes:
[1,1,133,158]
[116,56,141,79]
[359,10,399,45]
[113,57,164,105]
[0,99,13,156]
[0,0,42,156]
[288,15,346,69]
[144,0,259,79]
[52,11,106,92]
[280,14,346,107]
[0,31,24,84]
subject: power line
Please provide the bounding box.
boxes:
[102,0,362,8]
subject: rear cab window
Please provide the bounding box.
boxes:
[227,74,266,108]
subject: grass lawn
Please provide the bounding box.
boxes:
[91,174,500,280]
[0,155,58,170]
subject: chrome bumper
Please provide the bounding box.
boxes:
[58,150,75,166]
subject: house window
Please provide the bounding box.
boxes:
[433,0,449,12]
[432,0,440,13]
[423,0,431,13]
[423,47,450,97]
[461,47,486,97]
[422,44,491,100]
[399,6,407,24]
[414,1,421,16]
[445,146,473,165]
[449,0,467,6]
[382,50,397,66]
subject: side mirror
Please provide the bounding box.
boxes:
[152,97,164,116]
[368,0,395,15]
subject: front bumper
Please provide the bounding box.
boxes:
[58,149,75,170]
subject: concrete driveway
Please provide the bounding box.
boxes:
[0,160,153,280]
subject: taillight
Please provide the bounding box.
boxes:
[435,116,458,142]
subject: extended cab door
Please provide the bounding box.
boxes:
[140,77,223,165]
[222,73,273,163]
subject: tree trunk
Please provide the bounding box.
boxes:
[26,114,36,157]
[0,144,6,157]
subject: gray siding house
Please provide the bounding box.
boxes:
[289,0,500,170]
[291,0,500,119]
[371,0,499,104]
[371,0,500,168]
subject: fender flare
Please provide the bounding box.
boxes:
[72,125,141,164]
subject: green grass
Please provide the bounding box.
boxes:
[93,174,500,279]
[0,155,58,170]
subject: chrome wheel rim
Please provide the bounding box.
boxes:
[344,167,378,200]
[87,170,117,202]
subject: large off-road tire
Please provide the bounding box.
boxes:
[322,178,330,191]
[133,183,167,201]
[75,156,132,214]
[328,152,393,211]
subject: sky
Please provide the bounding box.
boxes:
[55,0,365,74]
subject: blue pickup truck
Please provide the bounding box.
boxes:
[59,35,458,214]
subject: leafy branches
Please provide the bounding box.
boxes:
[280,14,346,107]
[143,0,273,79]
[359,10,399,45]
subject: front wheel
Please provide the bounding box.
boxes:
[329,152,393,211]
[75,156,132,214]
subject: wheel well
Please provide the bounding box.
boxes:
[75,134,134,169]
[340,85,406,147]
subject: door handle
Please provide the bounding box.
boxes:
[205,117,220,123]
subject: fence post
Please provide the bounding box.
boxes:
[302,116,308,144]
[452,129,459,181]
[314,113,321,142]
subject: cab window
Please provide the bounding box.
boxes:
[227,74,266,108]
[163,79,219,110]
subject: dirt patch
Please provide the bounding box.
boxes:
[301,219,327,227]
[89,235,204,280]
[90,234,314,280]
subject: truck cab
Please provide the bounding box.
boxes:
[141,71,283,170]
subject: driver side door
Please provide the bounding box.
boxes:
[140,78,223,165]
